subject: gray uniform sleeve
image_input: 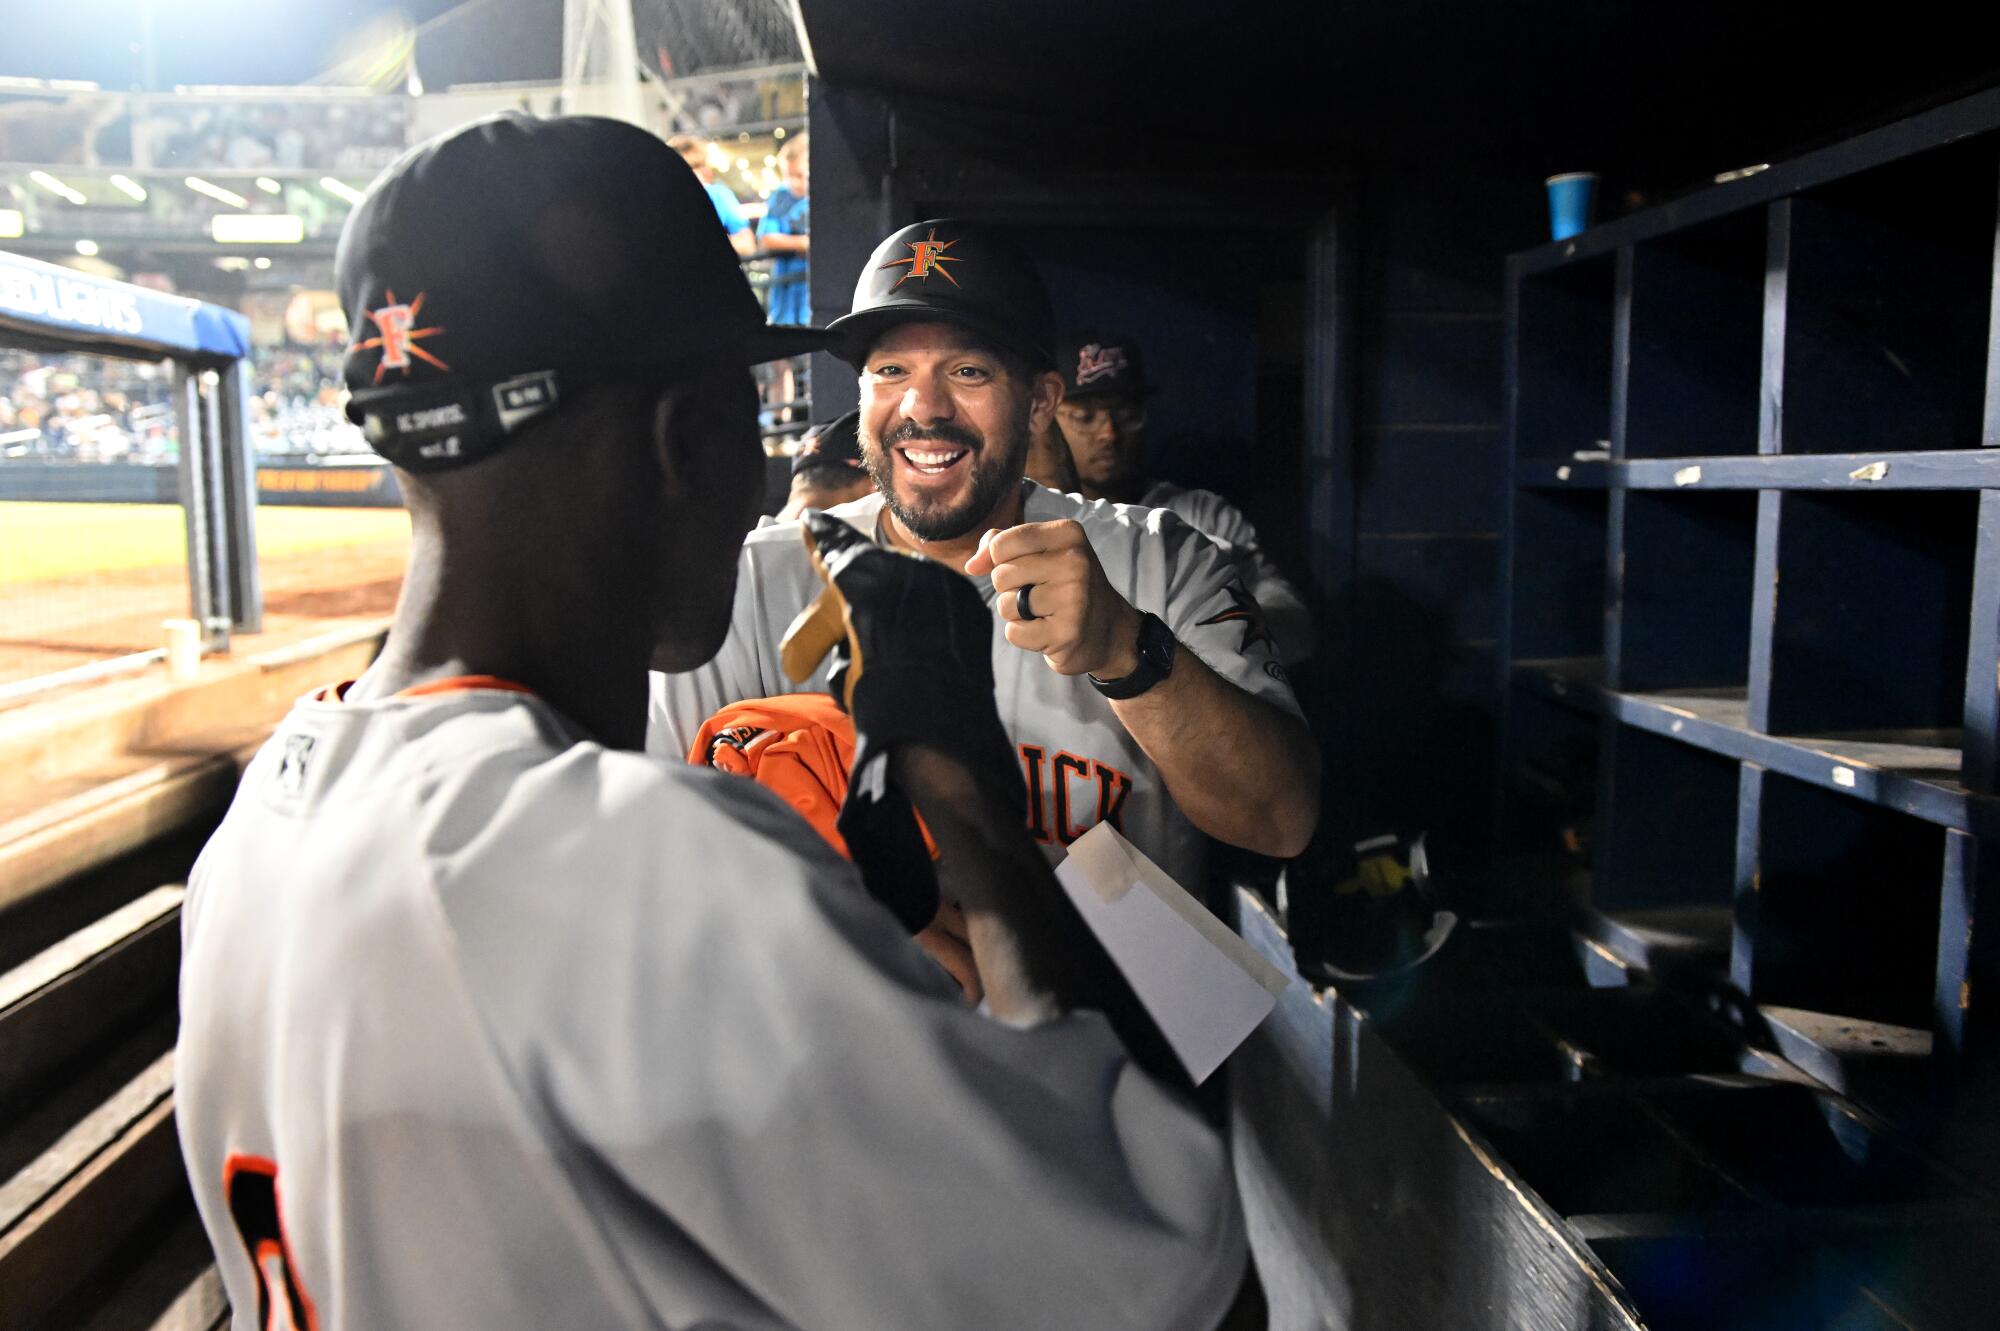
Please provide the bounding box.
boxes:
[1142,507,1306,719]
[1163,491,1316,666]
[505,765,1247,1331]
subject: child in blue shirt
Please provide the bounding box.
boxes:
[757,133,811,326]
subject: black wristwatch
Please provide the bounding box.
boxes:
[1089,612,1176,700]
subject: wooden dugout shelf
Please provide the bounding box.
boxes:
[1493,83,2000,1329]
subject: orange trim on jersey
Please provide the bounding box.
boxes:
[222,1152,323,1331]
[313,675,536,703]
[394,674,536,699]
[1019,744,1053,845]
[1052,749,1094,845]
[1093,756,1134,833]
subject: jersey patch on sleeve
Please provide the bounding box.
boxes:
[1196,579,1278,660]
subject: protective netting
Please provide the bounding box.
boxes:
[636,0,803,78]
[563,0,649,127]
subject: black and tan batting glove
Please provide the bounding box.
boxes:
[782,511,1016,777]
[780,511,1022,931]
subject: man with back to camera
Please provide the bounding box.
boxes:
[651,221,1321,898]
[174,115,1248,1331]
[1055,330,1316,664]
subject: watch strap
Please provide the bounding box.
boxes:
[1088,612,1174,701]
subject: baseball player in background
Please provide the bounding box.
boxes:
[1024,408,1085,492]
[1055,330,1317,664]
[175,116,1248,1331]
[651,220,1321,900]
[773,409,873,520]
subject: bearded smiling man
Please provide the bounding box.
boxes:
[651,220,1319,901]
[862,323,1040,542]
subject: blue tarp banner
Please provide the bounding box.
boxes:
[0,249,251,362]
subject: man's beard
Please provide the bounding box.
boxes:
[863,414,1030,542]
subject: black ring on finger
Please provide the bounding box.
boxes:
[1015,583,1039,621]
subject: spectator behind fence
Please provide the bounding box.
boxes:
[670,133,755,258]
[758,132,811,326]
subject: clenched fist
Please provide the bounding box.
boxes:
[964,519,1143,679]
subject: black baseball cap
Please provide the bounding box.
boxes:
[790,410,864,478]
[337,113,826,471]
[827,219,1054,372]
[1057,330,1154,399]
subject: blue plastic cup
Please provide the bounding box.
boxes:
[1546,172,1599,241]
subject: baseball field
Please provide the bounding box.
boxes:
[0,501,411,685]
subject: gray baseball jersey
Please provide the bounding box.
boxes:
[1140,481,1315,665]
[649,480,1303,895]
[177,681,1244,1330]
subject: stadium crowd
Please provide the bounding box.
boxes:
[0,346,370,462]
[0,92,409,174]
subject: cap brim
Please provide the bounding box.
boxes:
[741,322,832,364]
[1060,380,1159,400]
[825,304,1053,371]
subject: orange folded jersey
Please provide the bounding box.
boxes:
[689,694,937,860]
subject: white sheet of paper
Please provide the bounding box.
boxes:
[1054,821,1290,1083]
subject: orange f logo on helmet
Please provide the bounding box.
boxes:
[354,290,449,384]
[882,227,962,289]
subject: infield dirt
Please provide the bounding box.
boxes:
[0,501,410,685]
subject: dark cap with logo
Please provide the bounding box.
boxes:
[336,113,824,471]
[1057,330,1154,399]
[790,410,864,478]
[827,219,1054,372]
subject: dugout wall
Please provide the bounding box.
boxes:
[0,250,261,658]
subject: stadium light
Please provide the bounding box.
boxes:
[74,239,99,256]
[211,213,305,244]
[186,177,250,209]
[256,177,283,195]
[109,174,148,201]
[319,177,366,206]
[0,209,23,239]
[29,171,86,205]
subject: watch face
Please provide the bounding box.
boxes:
[1090,612,1175,699]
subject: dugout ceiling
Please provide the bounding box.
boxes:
[796,0,1998,185]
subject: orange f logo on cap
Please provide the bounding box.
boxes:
[355,290,449,384]
[882,227,961,289]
